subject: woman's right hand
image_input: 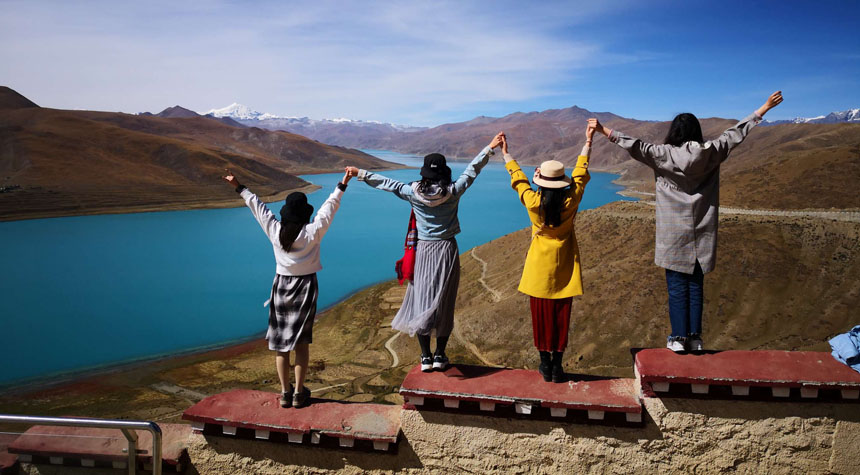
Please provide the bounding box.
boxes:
[588,118,608,137]
[489,131,505,149]
[344,166,360,178]
[501,135,509,154]
[755,91,784,117]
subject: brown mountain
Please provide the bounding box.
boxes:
[258,105,860,210]
[0,87,400,221]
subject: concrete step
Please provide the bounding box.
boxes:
[7,423,191,472]
[399,364,643,425]
[635,349,860,401]
[182,389,401,452]
[0,433,19,475]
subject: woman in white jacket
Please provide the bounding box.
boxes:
[223,169,351,408]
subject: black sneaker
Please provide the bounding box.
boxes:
[279,385,294,408]
[420,356,433,372]
[292,386,311,408]
[432,354,449,371]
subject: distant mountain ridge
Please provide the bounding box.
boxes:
[0,87,401,220]
[763,108,860,125]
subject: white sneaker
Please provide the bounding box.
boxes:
[432,355,449,371]
[687,338,704,352]
[666,339,685,352]
[420,356,433,372]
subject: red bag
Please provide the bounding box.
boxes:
[395,209,417,285]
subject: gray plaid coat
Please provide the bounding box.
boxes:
[609,113,763,274]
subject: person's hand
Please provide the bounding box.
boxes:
[588,118,608,137]
[341,168,353,184]
[755,91,783,117]
[489,131,505,149]
[501,135,509,155]
[222,169,241,190]
[344,166,360,178]
[586,120,596,141]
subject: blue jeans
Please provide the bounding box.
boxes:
[665,262,704,340]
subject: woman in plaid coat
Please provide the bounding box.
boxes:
[591,91,784,352]
[223,169,352,408]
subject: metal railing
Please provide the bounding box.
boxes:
[0,414,162,475]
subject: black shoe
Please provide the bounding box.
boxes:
[420,356,433,372]
[292,386,311,408]
[538,352,552,382]
[432,354,449,371]
[551,352,565,383]
[279,385,294,408]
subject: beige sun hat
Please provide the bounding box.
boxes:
[533,160,572,188]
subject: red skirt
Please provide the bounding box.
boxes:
[529,297,573,352]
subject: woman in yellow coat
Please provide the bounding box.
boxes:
[500,123,593,382]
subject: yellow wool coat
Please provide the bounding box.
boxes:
[505,153,590,299]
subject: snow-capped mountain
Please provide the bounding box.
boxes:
[203,103,423,131]
[204,103,281,121]
[763,108,860,125]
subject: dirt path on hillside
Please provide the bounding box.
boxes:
[623,191,860,222]
[470,248,503,302]
[384,332,401,368]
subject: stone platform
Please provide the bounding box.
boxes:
[0,433,18,475]
[182,389,401,451]
[399,364,643,424]
[7,423,191,472]
[635,349,860,400]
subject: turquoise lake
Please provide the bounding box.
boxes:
[0,150,633,386]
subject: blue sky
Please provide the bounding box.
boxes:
[1,0,858,126]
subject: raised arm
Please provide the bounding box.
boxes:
[451,132,504,196]
[593,118,664,170]
[222,169,279,242]
[711,91,783,161]
[348,166,414,202]
[501,137,540,210]
[305,170,351,240]
[570,123,595,203]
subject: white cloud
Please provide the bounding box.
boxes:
[0,0,645,125]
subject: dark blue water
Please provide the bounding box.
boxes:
[0,150,632,386]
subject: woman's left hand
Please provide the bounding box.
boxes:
[341,168,353,184]
[222,169,242,190]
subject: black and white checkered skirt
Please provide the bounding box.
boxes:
[266,273,318,352]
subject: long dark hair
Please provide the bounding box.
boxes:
[416,176,452,196]
[539,187,567,227]
[664,113,704,146]
[279,221,304,252]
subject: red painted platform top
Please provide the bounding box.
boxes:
[0,433,18,474]
[182,389,400,443]
[399,364,641,413]
[635,349,860,388]
[7,423,190,465]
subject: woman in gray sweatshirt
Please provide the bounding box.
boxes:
[346,132,504,372]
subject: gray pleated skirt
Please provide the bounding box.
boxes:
[391,238,460,337]
[266,273,318,352]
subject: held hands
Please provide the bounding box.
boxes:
[222,169,241,190]
[489,131,505,150]
[341,168,353,185]
[755,91,784,117]
[588,118,608,138]
[344,166,360,178]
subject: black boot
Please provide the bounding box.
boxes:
[538,351,552,382]
[551,352,565,383]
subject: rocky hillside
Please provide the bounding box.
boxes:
[0,87,400,220]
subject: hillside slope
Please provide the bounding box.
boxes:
[0,87,400,220]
